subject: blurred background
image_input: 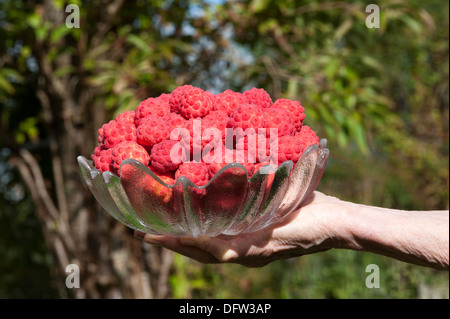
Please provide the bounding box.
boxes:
[0,0,448,298]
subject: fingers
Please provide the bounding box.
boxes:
[180,235,241,263]
[135,231,221,264]
[134,230,244,264]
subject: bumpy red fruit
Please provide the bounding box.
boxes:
[97,123,107,144]
[272,98,305,132]
[163,112,186,135]
[213,90,248,116]
[143,173,174,204]
[235,132,276,163]
[243,88,272,108]
[92,145,113,172]
[203,110,229,143]
[169,85,194,114]
[111,141,150,174]
[178,87,214,119]
[121,165,174,205]
[228,104,266,133]
[263,107,296,138]
[134,97,170,127]
[295,125,319,149]
[207,145,255,178]
[102,119,137,149]
[276,135,305,165]
[175,162,210,186]
[205,91,217,104]
[180,118,222,158]
[150,139,186,173]
[115,110,136,125]
[136,115,170,148]
[157,93,172,104]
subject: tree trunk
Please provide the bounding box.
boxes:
[11,0,173,299]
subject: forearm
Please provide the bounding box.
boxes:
[137,192,449,269]
[333,199,449,270]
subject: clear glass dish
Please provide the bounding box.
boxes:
[78,139,329,237]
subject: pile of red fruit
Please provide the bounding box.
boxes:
[91,85,319,187]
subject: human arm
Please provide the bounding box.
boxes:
[135,191,449,270]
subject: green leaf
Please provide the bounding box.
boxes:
[127,34,151,54]
[18,117,40,142]
[250,0,271,13]
[401,15,423,34]
[0,68,23,84]
[36,26,48,41]
[27,13,41,29]
[54,65,75,78]
[50,25,71,43]
[0,76,15,94]
[347,113,369,155]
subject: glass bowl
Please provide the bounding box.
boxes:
[78,139,329,237]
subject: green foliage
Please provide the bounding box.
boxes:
[1,0,448,298]
[170,250,449,299]
[167,0,448,299]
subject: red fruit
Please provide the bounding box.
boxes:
[213,90,248,116]
[207,146,255,178]
[121,164,174,205]
[180,118,222,159]
[235,132,277,163]
[272,98,305,132]
[136,115,170,149]
[115,110,136,125]
[178,86,214,119]
[295,125,319,149]
[243,88,272,108]
[175,162,210,186]
[205,91,217,104]
[150,139,186,173]
[163,112,186,135]
[157,93,172,104]
[102,119,137,149]
[92,145,113,172]
[97,123,107,144]
[228,104,266,132]
[146,166,176,203]
[169,85,194,114]
[111,141,150,174]
[134,96,170,127]
[276,135,305,165]
[143,174,174,204]
[203,110,229,143]
[263,107,296,138]
[148,165,176,182]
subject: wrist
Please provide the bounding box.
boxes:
[271,192,350,257]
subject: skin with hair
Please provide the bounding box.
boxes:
[135,191,449,270]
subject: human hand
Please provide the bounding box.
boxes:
[134,191,342,267]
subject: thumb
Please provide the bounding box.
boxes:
[180,235,240,263]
